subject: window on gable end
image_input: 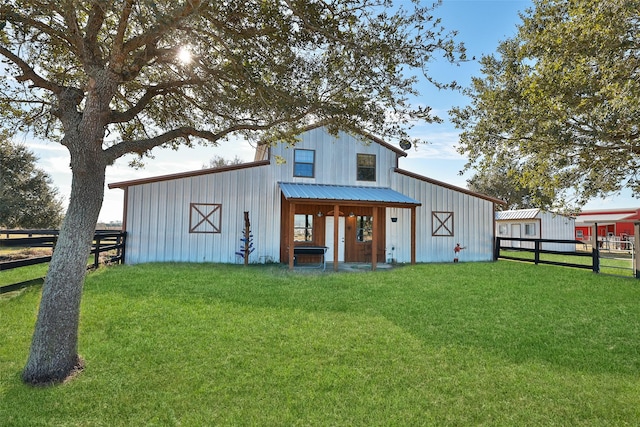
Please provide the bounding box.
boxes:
[357,154,376,181]
[294,149,315,177]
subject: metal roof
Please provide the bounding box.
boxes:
[574,213,634,224]
[279,182,421,206]
[495,209,540,221]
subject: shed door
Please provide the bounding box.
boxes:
[511,224,521,248]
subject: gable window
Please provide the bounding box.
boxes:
[294,149,315,177]
[357,154,376,181]
[294,214,314,242]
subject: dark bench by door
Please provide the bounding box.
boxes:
[293,246,328,270]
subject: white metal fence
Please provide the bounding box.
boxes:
[596,237,635,278]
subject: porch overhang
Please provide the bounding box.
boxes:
[278,182,421,207]
[280,182,420,271]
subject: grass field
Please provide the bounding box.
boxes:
[2,261,640,425]
[0,249,105,289]
[0,265,49,289]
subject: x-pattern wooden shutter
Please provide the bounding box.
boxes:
[432,211,454,237]
[189,203,222,233]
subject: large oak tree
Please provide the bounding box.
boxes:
[450,0,640,210]
[0,0,463,384]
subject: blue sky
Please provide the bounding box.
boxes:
[25,0,635,222]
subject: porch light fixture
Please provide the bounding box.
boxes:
[317,211,323,217]
[349,212,355,217]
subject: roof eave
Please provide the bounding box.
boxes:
[395,168,507,205]
[282,197,420,208]
[108,160,270,189]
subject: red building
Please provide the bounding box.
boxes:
[574,208,640,241]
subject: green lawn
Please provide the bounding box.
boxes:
[2,262,640,425]
[0,252,103,290]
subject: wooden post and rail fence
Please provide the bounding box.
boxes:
[495,221,640,279]
[494,237,599,271]
[0,229,126,294]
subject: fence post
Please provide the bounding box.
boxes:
[121,232,126,264]
[534,240,540,265]
[592,248,600,273]
[494,237,501,260]
[115,233,122,263]
[93,235,100,269]
[592,223,600,273]
[634,222,640,279]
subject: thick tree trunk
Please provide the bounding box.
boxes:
[22,157,106,385]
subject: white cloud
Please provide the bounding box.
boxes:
[24,141,67,153]
[407,130,465,161]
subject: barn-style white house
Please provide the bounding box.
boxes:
[108,126,504,270]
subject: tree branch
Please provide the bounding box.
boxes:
[81,1,107,67]
[110,0,135,73]
[59,2,83,57]
[108,78,207,124]
[2,6,77,51]
[106,1,206,81]
[102,112,328,165]
[120,0,205,56]
[0,46,64,94]
[102,125,262,164]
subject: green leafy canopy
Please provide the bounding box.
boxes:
[0,0,464,161]
[450,0,640,210]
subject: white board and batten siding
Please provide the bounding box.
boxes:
[274,128,498,263]
[495,209,575,252]
[268,127,398,187]
[122,127,399,265]
[124,163,282,264]
[390,172,496,263]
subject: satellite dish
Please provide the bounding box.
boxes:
[399,140,411,150]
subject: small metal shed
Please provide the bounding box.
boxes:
[495,209,576,251]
